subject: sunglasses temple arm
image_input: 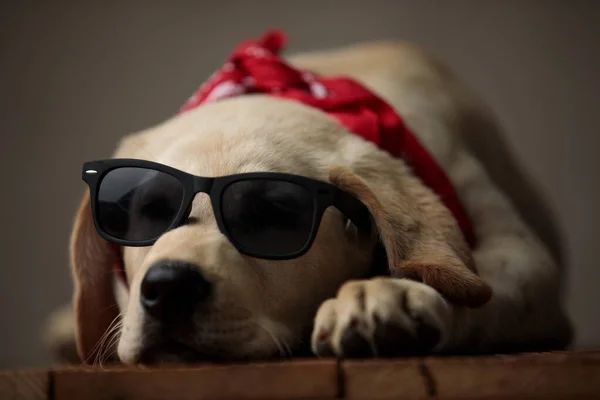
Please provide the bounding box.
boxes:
[333,190,372,233]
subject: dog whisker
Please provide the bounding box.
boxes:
[98,328,122,368]
[98,321,123,367]
[94,326,119,367]
[87,312,123,366]
[251,319,292,359]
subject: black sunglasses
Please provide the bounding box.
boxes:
[82,159,371,260]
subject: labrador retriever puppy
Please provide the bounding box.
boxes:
[55,31,572,365]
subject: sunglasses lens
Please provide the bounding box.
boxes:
[97,167,185,242]
[222,179,316,257]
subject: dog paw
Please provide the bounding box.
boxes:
[311,278,452,358]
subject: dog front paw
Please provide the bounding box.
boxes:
[311,278,451,358]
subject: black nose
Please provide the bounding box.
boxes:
[140,261,212,323]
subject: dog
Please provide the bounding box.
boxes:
[47,31,572,365]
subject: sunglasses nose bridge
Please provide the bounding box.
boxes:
[192,177,214,195]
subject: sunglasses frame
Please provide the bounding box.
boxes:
[82,159,371,260]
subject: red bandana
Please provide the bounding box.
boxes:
[178,30,476,247]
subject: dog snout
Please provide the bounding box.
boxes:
[140,261,212,324]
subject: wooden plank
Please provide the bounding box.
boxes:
[3,351,599,399]
[0,371,49,400]
[53,359,339,400]
[342,358,429,399]
[341,352,600,399]
[425,351,600,399]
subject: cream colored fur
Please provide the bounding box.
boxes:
[48,41,571,364]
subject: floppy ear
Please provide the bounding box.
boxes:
[329,166,492,308]
[70,191,122,364]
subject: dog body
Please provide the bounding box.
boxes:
[64,40,571,364]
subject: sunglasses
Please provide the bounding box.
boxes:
[82,159,371,260]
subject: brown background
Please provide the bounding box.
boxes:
[1,1,598,368]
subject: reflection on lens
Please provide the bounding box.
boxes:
[222,179,315,257]
[97,167,184,241]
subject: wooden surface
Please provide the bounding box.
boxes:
[0,371,49,400]
[1,352,599,399]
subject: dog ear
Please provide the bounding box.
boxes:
[329,165,492,308]
[70,191,122,364]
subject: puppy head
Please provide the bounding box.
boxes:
[70,96,490,365]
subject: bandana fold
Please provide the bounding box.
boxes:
[179,30,476,247]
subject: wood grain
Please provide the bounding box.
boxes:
[0,371,49,400]
[425,351,600,399]
[53,359,338,400]
[342,358,429,399]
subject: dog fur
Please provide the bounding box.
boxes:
[47,40,572,364]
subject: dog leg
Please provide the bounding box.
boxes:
[445,233,573,353]
[311,251,571,358]
[311,278,453,357]
[442,150,573,353]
